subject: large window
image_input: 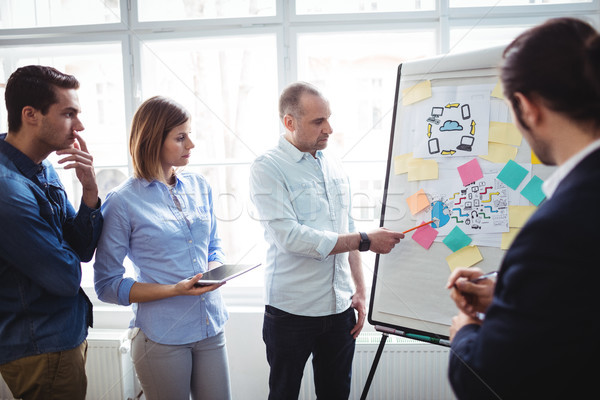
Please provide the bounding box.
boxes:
[0,0,120,28]
[0,0,598,321]
[138,33,279,272]
[296,28,437,272]
[0,41,128,205]
[451,0,591,6]
[296,0,436,14]
[137,0,276,21]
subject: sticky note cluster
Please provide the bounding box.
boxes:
[394,152,439,181]
[496,160,546,206]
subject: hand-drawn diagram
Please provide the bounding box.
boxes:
[426,103,476,156]
[428,175,509,235]
[408,85,491,158]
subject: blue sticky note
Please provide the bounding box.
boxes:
[521,175,546,206]
[497,160,528,190]
[443,226,472,252]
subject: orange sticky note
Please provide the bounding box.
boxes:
[406,189,430,215]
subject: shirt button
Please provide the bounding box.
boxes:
[193,259,197,263]
[188,240,193,244]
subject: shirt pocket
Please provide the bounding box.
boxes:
[190,205,211,236]
[331,178,350,209]
[36,196,54,218]
[289,182,322,222]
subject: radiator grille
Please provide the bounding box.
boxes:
[0,330,138,400]
[299,332,456,400]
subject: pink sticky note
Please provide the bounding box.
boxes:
[406,189,430,215]
[412,223,438,250]
[457,158,484,186]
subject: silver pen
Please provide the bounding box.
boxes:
[469,270,498,283]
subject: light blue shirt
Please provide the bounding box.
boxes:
[94,172,227,345]
[249,136,356,316]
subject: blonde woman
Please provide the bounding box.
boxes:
[94,96,231,400]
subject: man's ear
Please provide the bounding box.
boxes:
[283,114,295,132]
[513,92,541,128]
[21,106,40,127]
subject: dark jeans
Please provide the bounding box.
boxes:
[263,305,356,400]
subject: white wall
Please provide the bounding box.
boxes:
[225,309,270,399]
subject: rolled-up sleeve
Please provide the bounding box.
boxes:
[93,191,135,306]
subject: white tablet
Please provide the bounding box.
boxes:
[190,263,261,286]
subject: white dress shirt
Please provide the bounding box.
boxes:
[249,136,356,316]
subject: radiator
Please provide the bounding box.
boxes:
[299,332,456,400]
[0,329,140,400]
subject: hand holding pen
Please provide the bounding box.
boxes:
[446,267,497,319]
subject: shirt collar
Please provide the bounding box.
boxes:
[0,133,44,179]
[139,174,181,189]
[542,138,600,198]
[277,135,324,162]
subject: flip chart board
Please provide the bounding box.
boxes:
[368,45,555,342]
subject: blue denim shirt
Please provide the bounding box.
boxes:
[0,134,103,364]
[94,173,228,345]
[249,136,356,316]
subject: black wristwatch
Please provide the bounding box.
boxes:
[358,232,371,252]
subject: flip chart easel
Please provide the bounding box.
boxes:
[361,45,555,399]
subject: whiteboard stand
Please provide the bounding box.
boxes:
[360,324,450,399]
[359,331,389,400]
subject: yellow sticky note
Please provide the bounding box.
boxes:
[394,153,413,175]
[407,158,438,181]
[489,121,522,147]
[531,151,542,164]
[501,228,521,250]
[509,205,537,228]
[402,80,432,106]
[479,142,518,164]
[446,245,483,271]
[406,189,430,215]
[491,81,504,99]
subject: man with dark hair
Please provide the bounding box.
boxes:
[250,81,404,399]
[447,18,600,400]
[0,65,103,400]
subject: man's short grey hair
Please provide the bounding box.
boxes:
[278,81,325,122]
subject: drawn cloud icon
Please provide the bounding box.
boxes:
[440,120,463,131]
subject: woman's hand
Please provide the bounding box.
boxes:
[176,273,224,295]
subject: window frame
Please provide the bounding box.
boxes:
[0,0,598,326]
